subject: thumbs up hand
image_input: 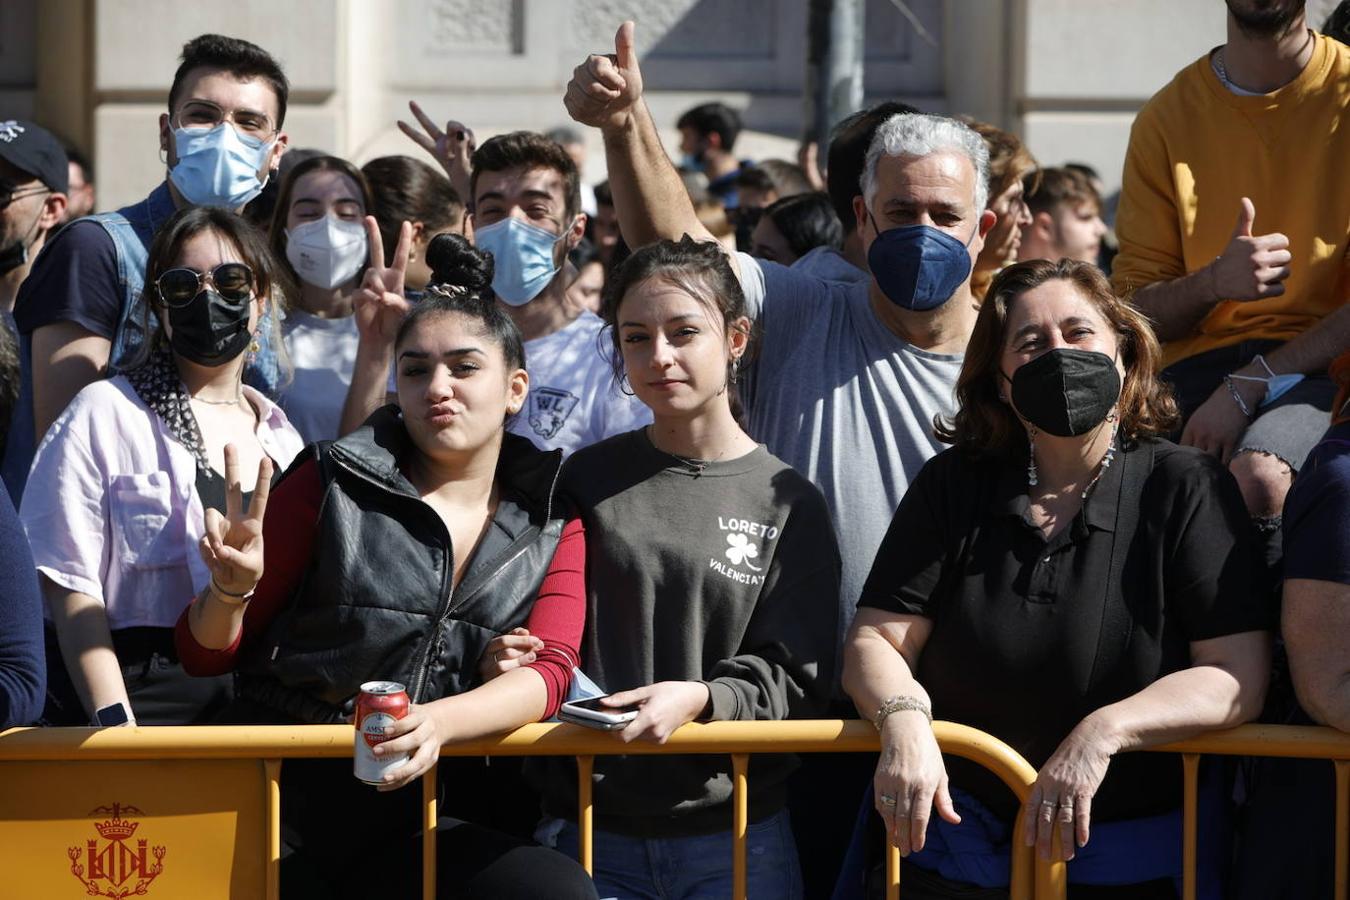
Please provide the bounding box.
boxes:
[1210,197,1293,302]
[565,21,645,131]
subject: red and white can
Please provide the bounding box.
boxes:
[354,681,410,785]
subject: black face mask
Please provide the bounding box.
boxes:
[166,289,253,366]
[0,240,28,277]
[1008,348,1120,437]
[0,203,45,277]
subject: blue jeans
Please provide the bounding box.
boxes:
[545,809,802,900]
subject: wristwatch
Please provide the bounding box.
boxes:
[93,702,133,727]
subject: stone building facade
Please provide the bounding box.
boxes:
[1,1,1327,209]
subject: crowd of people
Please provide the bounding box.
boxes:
[0,0,1347,897]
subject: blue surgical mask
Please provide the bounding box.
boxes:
[474,216,571,306]
[1230,355,1307,409]
[1262,373,1304,407]
[169,124,273,209]
[866,214,978,311]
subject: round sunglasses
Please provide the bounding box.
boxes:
[155,263,255,308]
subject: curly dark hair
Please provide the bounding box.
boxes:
[935,258,1178,455]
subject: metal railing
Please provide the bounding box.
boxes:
[1,720,1347,899]
[0,719,1053,900]
[1144,725,1350,900]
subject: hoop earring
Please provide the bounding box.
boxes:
[618,372,634,397]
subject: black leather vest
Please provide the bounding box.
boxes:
[239,406,565,723]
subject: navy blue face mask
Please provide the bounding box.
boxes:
[866,213,978,311]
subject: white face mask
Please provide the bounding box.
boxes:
[285,215,368,290]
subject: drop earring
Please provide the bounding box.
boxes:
[1026,426,1039,488]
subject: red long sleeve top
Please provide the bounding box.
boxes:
[174,456,585,717]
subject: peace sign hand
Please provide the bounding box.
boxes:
[354,216,413,348]
[398,101,474,198]
[199,444,273,598]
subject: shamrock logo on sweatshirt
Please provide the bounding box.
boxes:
[725,532,762,571]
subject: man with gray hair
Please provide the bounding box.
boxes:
[566,22,994,637]
[565,23,995,893]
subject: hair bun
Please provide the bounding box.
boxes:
[427,232,494,294]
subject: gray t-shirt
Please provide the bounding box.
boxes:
[736,247,963,641]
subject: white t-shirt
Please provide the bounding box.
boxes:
[508,310,651,456]
[279,309,360,444]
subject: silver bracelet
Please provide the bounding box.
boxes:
[1223,375,1254,420]
[210,578,255,605]
[873,695,932,731]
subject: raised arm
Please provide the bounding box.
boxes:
[176,449,322,674]
[338,217,412,436]
[565,22,719,252]
[398,101,475,208]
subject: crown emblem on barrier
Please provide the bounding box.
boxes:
[67,803,167,897]
[94,804,140,841]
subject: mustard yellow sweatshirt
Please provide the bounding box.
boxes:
[1113,33,1350,368]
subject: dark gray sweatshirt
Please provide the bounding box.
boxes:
[541,428,841,837]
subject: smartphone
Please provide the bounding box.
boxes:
[559,694,641,731]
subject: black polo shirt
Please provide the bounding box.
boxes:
[859,437,1272,821]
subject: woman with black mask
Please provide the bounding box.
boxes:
[839,259,1273,899]
[22,206,303,726]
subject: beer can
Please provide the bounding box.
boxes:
[354,681,410,785]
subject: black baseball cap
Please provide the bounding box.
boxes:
[0,120,69,194]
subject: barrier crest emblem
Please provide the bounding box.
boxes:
[67,803,167,897]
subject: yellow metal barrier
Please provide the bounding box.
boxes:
[0,719,1055,900]
[1143,725,1350,900]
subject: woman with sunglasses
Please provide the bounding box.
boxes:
[21,206,303,727]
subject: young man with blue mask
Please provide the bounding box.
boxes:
[2,34,289,505]
[676,102,746,208]
[564,23,993,894]
[469,131,650,456]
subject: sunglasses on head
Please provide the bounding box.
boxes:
[155,262,255,308]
